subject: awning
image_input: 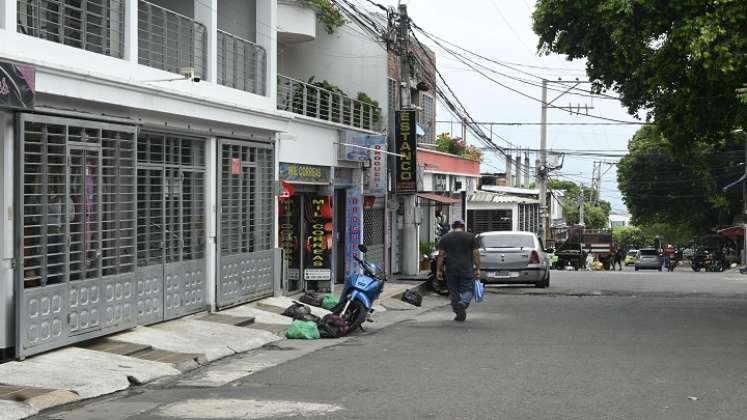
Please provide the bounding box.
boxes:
[417,192,461,204]
[718,225,744,240]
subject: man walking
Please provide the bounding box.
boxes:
[436,219,480,322]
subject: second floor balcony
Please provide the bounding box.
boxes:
[277,75,382,132]
[15,0,267,96]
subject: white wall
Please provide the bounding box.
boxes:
[219,0,257,41]
[278,20,389,125]
[278,120,339,167]
[0,113,13,350]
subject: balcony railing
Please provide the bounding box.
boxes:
[277,75,381,132]
[17,0,126,58]
[138,0,206,79]
[217,30,266,96]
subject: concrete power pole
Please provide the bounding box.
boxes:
[579,185,585,226]
[397,4,419,276]
[538,80,549,241]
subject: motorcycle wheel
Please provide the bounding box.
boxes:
[341,300,368,334]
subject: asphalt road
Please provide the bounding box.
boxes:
[36,269,747,420]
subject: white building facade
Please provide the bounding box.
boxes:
[0,0,385,360]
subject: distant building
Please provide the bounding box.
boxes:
[609,214,632,228]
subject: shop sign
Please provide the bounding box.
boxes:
[364,136,387,196]
[231,158,241,175]
[0,61,35,110]
[278,195,301,281]
[341,132,386,162]
[304,195,333,281]
[395,111,417,193]
[280,162,330,184]
[345,188,363,279]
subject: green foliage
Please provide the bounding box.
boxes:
[302,0,346,34]
[533,0,747,149]
[616,124,742,231]
[298,77,379,129]
[420,241,435,257]
[639,222,695,247]
[612,226,647,249]
[435,133,483,162]
[356,92,381,124]
[548,179,611,228]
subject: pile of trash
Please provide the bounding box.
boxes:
[283,293,348,340]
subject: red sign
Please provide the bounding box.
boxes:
[231,158,240,175]
[279,180,296,200]
[363,196,376,209]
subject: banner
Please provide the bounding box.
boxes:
[345,188,363,279]
[395,111,417,193]
[304,195,333,282]
[365,136,387,196]
[278,195,301,281]
[0,61,35,110]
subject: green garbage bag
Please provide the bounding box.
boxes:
[321,294,339,310]
[286,320,320,340]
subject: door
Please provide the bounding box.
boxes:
[135,133,207,325]
[217,139,276,309]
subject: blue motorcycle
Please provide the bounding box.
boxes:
[332,244,386,334]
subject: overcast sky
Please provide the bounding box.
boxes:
[377,0,641,214]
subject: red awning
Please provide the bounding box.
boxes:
[718,226,744,240]
[417,193,461,205]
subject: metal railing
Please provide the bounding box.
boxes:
[217,30,266,95]
[17,0,126,58]
[277,75,382,131]
[138,0,206,79]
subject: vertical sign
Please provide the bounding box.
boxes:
[368,136,387,196]
[231,158,241,175]
[345,188,363,279]
[278,195,301,281]
[395,110,417,193]
[304,195,333,283]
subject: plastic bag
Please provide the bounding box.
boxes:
[299,292,323,307]
[321,294,339,311]
[281,302,311,319]
[401,289,423,307]
[286,320,320,340]
[474,279,485,303]
[318,314,349,338]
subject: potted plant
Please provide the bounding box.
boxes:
[419,241,436,271]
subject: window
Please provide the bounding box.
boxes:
[479,234,535,249]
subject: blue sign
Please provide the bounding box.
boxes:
[345,187,364,279]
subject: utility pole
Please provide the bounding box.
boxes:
[579,185,585,226]
[539,80,548,241]
[396,4,419,276]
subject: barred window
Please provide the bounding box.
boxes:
[418,92,436,144]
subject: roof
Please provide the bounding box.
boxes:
[468,191,540,205]
[417,192,461,204]
[481,185,540,196]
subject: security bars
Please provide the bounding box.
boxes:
[217,30,266,95]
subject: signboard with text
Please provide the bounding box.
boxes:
[278,195,301,281]
[0,61,35,110]
[304,195,333,282]
[345,188,363,279]
[279,163,330,184]
[395,111,417,193]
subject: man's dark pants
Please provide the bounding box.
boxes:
[446,271,474,310]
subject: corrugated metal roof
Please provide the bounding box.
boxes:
[468,191,540,204]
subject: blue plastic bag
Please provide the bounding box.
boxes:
[474,279,485,303]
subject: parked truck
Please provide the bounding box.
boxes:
[551,226,613,270]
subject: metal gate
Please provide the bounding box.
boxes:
[136,132,207,325]
[216,138,276,309]
[15,114,138,358]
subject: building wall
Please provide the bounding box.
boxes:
[218,0,257,41]
[278,21,389,125]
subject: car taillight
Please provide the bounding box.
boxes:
[530,250,540,264]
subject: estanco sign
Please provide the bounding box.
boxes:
[395,110,417,193]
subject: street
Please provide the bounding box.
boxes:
[33,269,747,420]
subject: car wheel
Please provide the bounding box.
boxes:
[535,273,549,288]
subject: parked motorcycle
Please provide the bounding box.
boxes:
[426,251,450,296]
[691,249,725,272]
[331,244,386,334]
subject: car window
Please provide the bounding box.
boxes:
[479,234,535,249]
[627,251,637,256]
[639,249,658,256]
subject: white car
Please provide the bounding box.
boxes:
[476,231,551,288]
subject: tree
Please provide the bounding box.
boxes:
[533,1,747,149]
[548,179,611,228]
[612,226,647,249]
[616,124,742,230]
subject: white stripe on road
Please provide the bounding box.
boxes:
[156,399,343,419]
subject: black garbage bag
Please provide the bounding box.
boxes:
[401,289,423,307]
[318,314,350,338]
[299,292,324,307]
[282,302,311,318]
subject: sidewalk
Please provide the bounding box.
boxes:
[0,281,431,420]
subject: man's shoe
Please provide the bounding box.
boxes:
[453,304,467,322]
